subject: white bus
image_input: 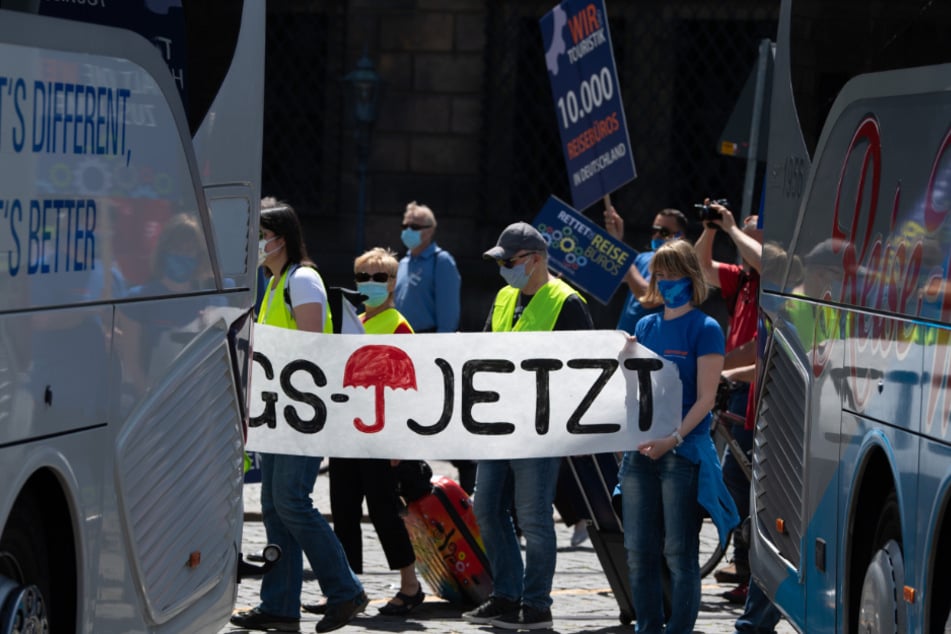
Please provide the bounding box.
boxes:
[753,0,951,631]
[0,2,263,631]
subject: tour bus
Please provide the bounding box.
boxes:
[752,0,951,632]
[0,2,263,632]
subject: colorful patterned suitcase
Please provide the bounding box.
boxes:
[402,475,493,606]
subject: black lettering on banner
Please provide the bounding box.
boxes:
[280,359,327,434]
[565,359,621,434]
[408,358,454,435]
[461,359,515,435]
[623,358,663,431]
[520,358,563,434]
[250,351,277,428]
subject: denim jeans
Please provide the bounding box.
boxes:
[474,457,560,610]
[259,453,363,617]
[621,450,700,634]
[734,580,782,633]
[722,384,753,567]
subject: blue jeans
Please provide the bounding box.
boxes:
[621,450,700,634]
[474,457,560,610]
[259,453,363,617]
[722,385,753,568]
[734,580,782,633]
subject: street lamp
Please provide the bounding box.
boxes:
[342,50,382,255]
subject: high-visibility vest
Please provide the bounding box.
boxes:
[490,278,582,332]
[362,308,414,334]
[257,265,333,333]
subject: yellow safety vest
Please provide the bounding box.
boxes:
[490,278,582,332]
[361,308,414,334]
[257,265,333,333]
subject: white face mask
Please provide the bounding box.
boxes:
[258,236,281,266]
[499,261,531,289]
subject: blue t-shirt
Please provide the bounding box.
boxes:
[394,242,461,332]
[634,307,725,435]
[616,251,661,334]
[630,307,738,546]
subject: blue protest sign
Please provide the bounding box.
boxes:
[533,196,636,304]
[540,0,637,211]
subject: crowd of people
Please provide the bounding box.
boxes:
[230,196,781,634]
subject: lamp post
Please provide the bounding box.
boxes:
[343,51,381,255]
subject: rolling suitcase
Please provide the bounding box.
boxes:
[402,475,493,606]
[566,453,636,625]
[567,453,672,626]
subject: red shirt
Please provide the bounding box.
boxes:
[717,263,759,353]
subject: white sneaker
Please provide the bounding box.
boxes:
[570,522,589,546]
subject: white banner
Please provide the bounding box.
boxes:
[246,324,683,459]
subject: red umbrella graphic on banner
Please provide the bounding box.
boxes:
[343,345,417,433]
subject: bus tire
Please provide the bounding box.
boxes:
[0,496,52,633]
[857,491,906,634]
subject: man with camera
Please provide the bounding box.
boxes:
[604,205,688,334]
[694,199,762,604]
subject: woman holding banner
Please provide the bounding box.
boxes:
[620,239,738,634]
[231,201,368,634]
[328,247,426,617]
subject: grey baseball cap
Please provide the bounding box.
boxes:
[483,222,548,260]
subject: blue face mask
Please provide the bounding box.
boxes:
[401,228,422,250]
[164,253,197,283]
[357,281,390,308]
[657,277,692,308]
[651,233,682,251]
[500,261,531,289]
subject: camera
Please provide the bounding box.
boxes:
[694,199,730,222]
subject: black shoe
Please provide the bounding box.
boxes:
[229,607,300,632]
[491,605,554,630]
[301,602,327,615]
[314,591,369,633]
[461,596,519,624]
[378,587,425,615]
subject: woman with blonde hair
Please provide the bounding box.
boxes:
[328,247,425,616]
[620,239,739,634]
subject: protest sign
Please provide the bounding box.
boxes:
[246,325,683,460]
[540,0,636,210]
[534,195,636,304]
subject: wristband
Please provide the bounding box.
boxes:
[671,430,684,447]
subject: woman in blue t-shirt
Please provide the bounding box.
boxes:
[621,239,739,634]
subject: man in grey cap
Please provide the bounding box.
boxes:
[462,221,593,631]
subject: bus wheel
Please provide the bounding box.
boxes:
[858,539,905,634]
[0,497,51,633]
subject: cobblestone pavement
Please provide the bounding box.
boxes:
[221,461,796,634]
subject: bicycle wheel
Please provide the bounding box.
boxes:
[699,515,729,578]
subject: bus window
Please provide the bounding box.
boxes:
[790,0,951,156]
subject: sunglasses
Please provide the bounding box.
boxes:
[498,252,535,269]
[401,223,432,231]
[652,226,674,238]
[354,272,390,283]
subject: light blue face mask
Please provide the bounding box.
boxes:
[357,281,390,308]
[657,277,693,308]
[500,261,531,289]
[401,228,422,250]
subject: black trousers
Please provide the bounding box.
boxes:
[328,457,416,573]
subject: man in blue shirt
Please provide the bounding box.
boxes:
[604,206,688,334]
[393,201,473,492]
[393,201,461,334]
